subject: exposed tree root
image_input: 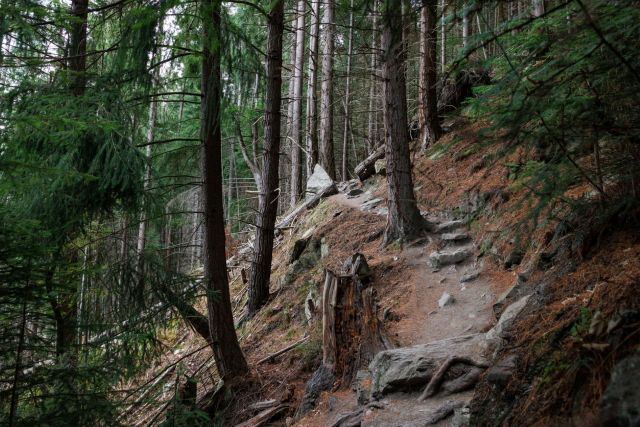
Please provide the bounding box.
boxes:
[419,356,489,400]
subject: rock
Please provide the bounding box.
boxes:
[296,364,335,418]
[306,164,335,201]
[437,220,466,233]
[438,292,454,308]
[321,237,329,259]
[374,158,387,175]
[451,406,471,427]
[504,248,524,269]
[289,238,309,263]
[492,274,530,318]
[375,207,388,216]
[485,295,531,355]
[360,197,384,212]
[368,334,486,397]
[429,247,473,268]
[353,370,373,405]
[342,253,371,279]
[442,231,470,242]
[600,355,640,427]
[460,269,480,283]
[346,188,364,198]
[305,289,319,322]
[485,354,518,385]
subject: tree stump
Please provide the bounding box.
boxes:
[322,254,392,386]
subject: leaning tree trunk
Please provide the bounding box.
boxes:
[341,0,354,181]
[381,0,430,245]
[305,0,321,179]
[289,0,306,207]
[200,0,248,379]
[248,0,285,316]
[419,0,443,152]
[318,0,336,180]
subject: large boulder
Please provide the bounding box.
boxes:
[306,164,335,201]
[368,334,486,397]
[599,355,640,427]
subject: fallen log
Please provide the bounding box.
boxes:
[276,183,338,229]
[354,145,385,182]
[234,405,288,427]
[257,335,309,365]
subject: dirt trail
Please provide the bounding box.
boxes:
[329,191,496,347]
[303,191,501,427]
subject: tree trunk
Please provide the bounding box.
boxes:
[305,0,321,179]
[321,255,391,383]
[290,0,306,207]
[367,1,379,154]
[200,0,248,379]
[69,0,88,97]
[51,0,89,360]
[462,2,470,49]
[136,35,162,303]
[419,0,443,151]
[533,0,545,17]
[248,1,285,316]
[381,0,430,245]
[440,0,446,73]
[318,0,336,180]
[341,0,355,181]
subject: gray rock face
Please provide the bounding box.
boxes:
[368,334,486,397]
[374,158,387,175]
[429,247,473,268]
[360,197,384,212]
[321,237,329,259]
[306,164,335,201]
[441,232,470,242]
[493,274,530,318]
[353,370,373,405]
[296,364,335,418]
[600,355,640,427]
[437,220,466,233]
[485,295,531,355]
[346,188,364,198]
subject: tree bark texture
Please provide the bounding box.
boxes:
[305,0,321,179]
[381,0,429,245]
[289,0,306,207]
[319,0,336,180]
[200,0,248,379]
[341,0,355,181]
[248,1,285,316]
[322,255,391,384]
[419,0,443,152]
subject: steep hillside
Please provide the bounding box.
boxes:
[127,118,639,427]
